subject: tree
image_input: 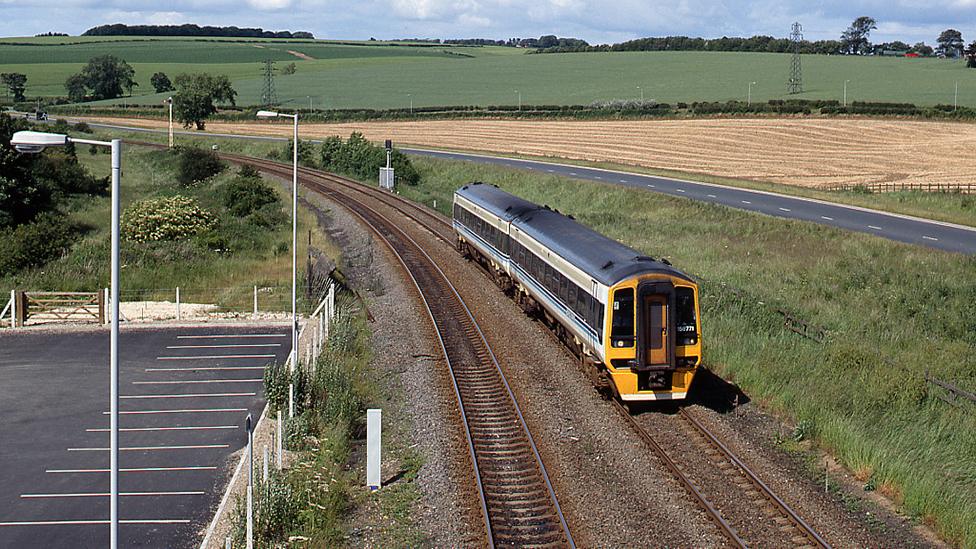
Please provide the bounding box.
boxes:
[150,72,173,93]
[0,73,27,102]
[281,63,296,75]
[70,55,137,100]
[841,16,876,55]
[172,73,237,130]
[64,74,87,102]
[965,41,976,68]
[912,42,934,56]
[937,29,964,58]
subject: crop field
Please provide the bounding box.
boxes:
[89,115,976,191]
[3,35,976,107]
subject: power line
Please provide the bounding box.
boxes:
[788,22,803,95]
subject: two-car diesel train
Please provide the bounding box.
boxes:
[453,183,702,402]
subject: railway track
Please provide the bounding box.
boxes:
[185,148,825,548]
[228,154,574,547]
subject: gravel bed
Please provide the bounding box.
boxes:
[685,401,944,548]
[302,190,481,547]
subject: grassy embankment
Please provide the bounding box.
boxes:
[0,141,336,312]
[3,35,976,108]
[395,157,976,547]
[233,294,426,546]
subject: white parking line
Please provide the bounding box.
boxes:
[821,216,834,221]
[923,235,939,241]
[120,393,256,399]
[86,425,237,432]
[779,207,792,212]
[868,225,883,230]
[166,344,281,349]
[146,366,266,372]
[157,354,276,360]
[741,200,752,204]
[132,379,262,385]
[22,491,204,498]
[104,408,248,414]
[0,519,190,526]
[176,334,286,339]
[707,194,717,198]
[68,444,229,451]
[48,466,218,473]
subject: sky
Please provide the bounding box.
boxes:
[0,0,974,45]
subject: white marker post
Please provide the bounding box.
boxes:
[175,287,181,321]
[253,285,258,319]
[263,445,269,484]
[289,384,294,418]
[276,411,283,469]
[245,413,253,549]
[366,409,382,491]
[9,289,15,328]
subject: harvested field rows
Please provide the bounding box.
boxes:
[89,117,976,189]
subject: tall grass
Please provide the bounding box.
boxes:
[400,157,976,547]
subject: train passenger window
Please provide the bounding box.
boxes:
[676,287,698,345]
[568,285,577,312]
[610,288,635,348]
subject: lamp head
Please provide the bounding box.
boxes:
[11,131,68,154]
[256,110,279,118]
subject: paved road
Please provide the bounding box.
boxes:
[0,324,289,548]
[62,119,976,254]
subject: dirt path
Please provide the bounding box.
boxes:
[84,116,976,189]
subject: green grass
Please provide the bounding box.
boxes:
[395,157,976,547]
[3,35,976,108]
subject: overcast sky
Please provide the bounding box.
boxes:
[2,0,974,45]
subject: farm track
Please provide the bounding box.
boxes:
[226,152,833,548]
[227,154,575,548]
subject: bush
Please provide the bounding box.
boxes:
[175,146,225,186]
[221,166,283,221]
[0,212,76,275]
[318,132,421,186]
[121,195,216,242]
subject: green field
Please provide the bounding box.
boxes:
[2,35,976,108]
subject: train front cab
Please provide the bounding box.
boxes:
[604,276,701,401]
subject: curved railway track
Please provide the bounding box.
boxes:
[193,149,826,548]
[229,154,574,547]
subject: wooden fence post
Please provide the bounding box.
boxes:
[16,291,27,327]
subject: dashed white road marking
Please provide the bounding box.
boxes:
[741,200,752,204]
[570,172,578,176]
[104,408,248,414]
[707,194,717,198]
[923,235,939,241]
[676,189,686,193]
[647,184,655,188]
[21,491,204,499]
[146,366,266,372]
[779,207,792,212]
[868,225,883,230]
[68,444,229,452]
[619,179,628,183]
[157,354,275,360]
[176,334,286,339]
[0,519,191,526]
[120,393,256,400]
[166,344,281,349]
[48,466,218,474]
[594,176,603,180]
[86,425,237,432]
[821,216,834,221]
[132,379,262,385]
[546,169,554,173]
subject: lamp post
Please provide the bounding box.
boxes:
[844,79,850,107]
[164,97,174,148]
[748,81,757,106]
[515,89,521,111]
[256,111,299,365]
[11,130,122,549]
[637,86,643,102]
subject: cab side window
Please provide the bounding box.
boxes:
[610,288,635,348]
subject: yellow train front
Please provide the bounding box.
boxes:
[453,183,702,402]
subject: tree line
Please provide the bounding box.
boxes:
[82,24,314,39]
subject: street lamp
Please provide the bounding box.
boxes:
[164,97,174,148]
[11,130,123,549]
[515,89,521,111]
[748,81,757,106]
[637,86,643,102]
[844,79,850,107]
[256,110,299,366]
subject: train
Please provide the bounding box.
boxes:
[453,183,701,402]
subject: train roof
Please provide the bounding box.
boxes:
[455,183,694,287]
[455,182,539,222]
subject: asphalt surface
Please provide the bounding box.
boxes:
[0,325,290,548]
[59,118,976,254]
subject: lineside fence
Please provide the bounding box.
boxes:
[826,182,976,194]
[1,285,297,327]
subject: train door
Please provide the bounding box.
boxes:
[637,282,674,370]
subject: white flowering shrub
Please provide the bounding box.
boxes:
[121,195,216,242]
